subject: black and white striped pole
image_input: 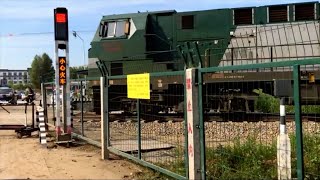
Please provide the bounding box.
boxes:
[280,98,286,135]
[277,97,291,180]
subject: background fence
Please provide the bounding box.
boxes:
[43,77,101,140]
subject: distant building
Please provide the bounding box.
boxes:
[0,69,30,86]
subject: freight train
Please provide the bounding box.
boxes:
[88,1,320,114]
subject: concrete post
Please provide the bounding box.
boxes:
[277,97,291,180]
[186,68,201,180]
[101,76,109,159]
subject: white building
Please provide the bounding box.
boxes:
[0,68,30,86]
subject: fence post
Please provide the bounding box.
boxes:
[137,99,142,159]
[186,68,201,180]
[293,65,304,180]
[101,76,109,159]
[80,80,84,136]
[41,83,48,128]
[277,97,291,179]
[198,68,206,180]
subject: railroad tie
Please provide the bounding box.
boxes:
[38,111,47,145]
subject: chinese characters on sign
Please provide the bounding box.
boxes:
[127,73,150,99]
[59,57,67,85]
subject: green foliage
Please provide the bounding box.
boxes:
[290,134,320,179]
[206,138,277,180]
[7,81,13,88]
[253,89,280,113]
[70,66,87,79]
[30,53,54,89]
[10,83,33,90]
[142,134,320,180]
[253,89,320,114]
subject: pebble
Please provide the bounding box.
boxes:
[76,120,320,145]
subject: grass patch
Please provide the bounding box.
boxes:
[137,134,320,179]
[291,134,320,179]
[206,137,277,180]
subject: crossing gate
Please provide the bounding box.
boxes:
[0,103,39,138]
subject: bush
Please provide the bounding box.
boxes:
[253,89,279,113]
[253,89,320,114]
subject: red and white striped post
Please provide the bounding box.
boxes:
[186,68,201,179]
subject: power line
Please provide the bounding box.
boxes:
[0,30,96,37]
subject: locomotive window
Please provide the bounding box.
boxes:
[181,15,194,29]
[99,23,108,37]
[234,8,253,25]
[100,20,130,38]
[295,3,315,21]
[115,21,126,37]
[107,22,116,37]
[268,5,288,23]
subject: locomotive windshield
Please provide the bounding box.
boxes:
[99,20,130,38]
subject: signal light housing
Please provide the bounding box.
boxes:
[54,8,68,41]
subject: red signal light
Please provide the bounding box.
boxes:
[56,13,66,23]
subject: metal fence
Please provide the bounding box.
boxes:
[42,77,101,140]
[198,58,320,180]
[105,71,187,179]
[100,58,320,180]
[40,58,320,179]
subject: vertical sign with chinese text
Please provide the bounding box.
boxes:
[59,56,67,85]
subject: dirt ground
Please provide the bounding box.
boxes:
[0,104,143,180]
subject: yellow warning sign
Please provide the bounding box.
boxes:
[127,73,150,99]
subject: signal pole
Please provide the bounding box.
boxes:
[54,7,72,145]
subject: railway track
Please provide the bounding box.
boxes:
[72,111,320,123]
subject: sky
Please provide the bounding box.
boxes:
[0,0,314,70]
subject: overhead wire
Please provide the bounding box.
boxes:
[0,30,96,37]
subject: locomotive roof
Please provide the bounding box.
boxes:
[102,10,176,20]
[101,1,318,20]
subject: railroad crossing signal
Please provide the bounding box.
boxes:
[54,7,72,144]
[54,7,68,41]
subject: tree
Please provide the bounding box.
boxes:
[30,53,55,89]
[7,81,13,88]
[70,66,87,79]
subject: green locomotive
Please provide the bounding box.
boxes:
[88,1,320,114]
